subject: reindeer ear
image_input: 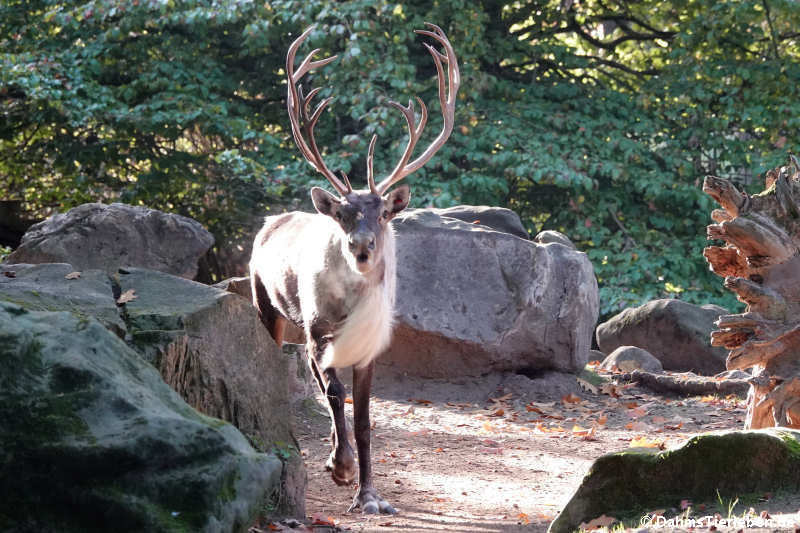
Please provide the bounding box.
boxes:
[384,184,410,217]
[311,187,341,218]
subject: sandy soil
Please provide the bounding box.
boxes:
[254,365,800,532]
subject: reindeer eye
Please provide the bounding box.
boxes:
[382,210,389,220]
[334,211,342,220]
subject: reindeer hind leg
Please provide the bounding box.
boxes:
[251,272,287,346]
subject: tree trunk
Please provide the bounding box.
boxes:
[702,156,800,429]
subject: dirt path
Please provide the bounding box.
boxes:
[259,366,800,532]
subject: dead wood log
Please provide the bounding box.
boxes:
[703,155,800,429]
[623,370,749,397]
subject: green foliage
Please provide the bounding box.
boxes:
[2,0,797,314]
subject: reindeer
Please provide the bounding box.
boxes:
[249,24,459,514]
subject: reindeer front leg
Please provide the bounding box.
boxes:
[307,337,357,486]
[348,361,396,514]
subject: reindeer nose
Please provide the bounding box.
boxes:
[349,233,375,251]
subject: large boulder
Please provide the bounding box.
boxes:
[600,345,663,373]
[549,429,800,533]
[381,209,598,377]
[422,205,530,239]
[120,269,294,449]
[0,262,305,516]
[596,299,729,375]
[5,203,213,279]
[0,302,280,533]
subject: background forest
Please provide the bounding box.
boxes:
[2,0,799,318]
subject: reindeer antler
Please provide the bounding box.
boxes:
[286,26,352,196]
[286,24,459,197]
[368,23,460,195]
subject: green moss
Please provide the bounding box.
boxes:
[776,429,800,457]
[550,430,800,533]
[579,368,608,388]
[218,470,240,503]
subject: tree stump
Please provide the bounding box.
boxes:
[703,156,800,429]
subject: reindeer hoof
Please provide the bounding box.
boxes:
[348,487,396,515]
[325,453,355,486]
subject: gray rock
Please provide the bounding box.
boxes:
[600,345,663,373]
[119,268,305,515]
[548,429,800,533]
[424,205,529,239]
[0,262,125,335]
[0,264,305,517]
[588,349,606,363]
[381,209,599,377]
[596,299,728,375]
[0,302,280,533]
[5,202,214,279]
[534,230,576,249]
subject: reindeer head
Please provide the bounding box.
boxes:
[286,24,459,275]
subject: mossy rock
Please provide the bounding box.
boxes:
[0,263,124,334]
[548,429,800,533]
[0,302,281,533]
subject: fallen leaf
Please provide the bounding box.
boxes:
[630,436,665,449]
[379,521,394,527]
[434,447,444,453]
[3,271,16,278]
[490,392,513,403]
[626,421,652,432]
[490,408,505,417]
[526,404,544,414]
[267,523,281,531]
[410,398,432,405]
[116,289,137,304]
[600,383,620,397]
[65,271,82,280]
[562,393,582,405]
[517,512,530,525]
[597,415,608,426]
[572,425,597,440]
[626,405,648,419]
[344,397,353,404]
[580,514,617,530]
[311,513,336,526]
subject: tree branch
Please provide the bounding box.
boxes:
[762,0,781,59]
